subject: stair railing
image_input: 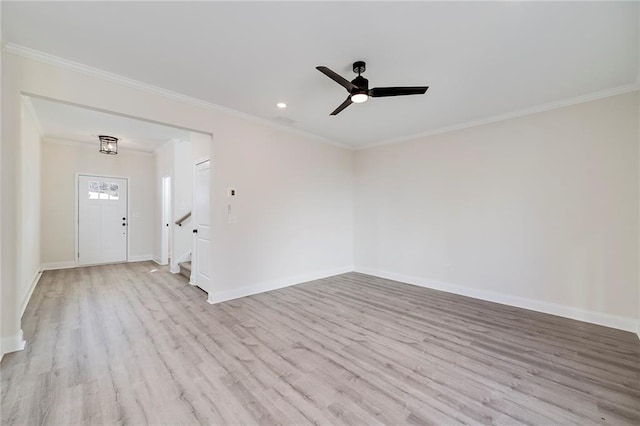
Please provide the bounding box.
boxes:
[175,211,191,227]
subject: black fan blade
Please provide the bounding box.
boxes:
[317,66,357,92]
[369,86,429,97]
[330,96,353,116]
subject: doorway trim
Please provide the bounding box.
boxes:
[75,173,130,267]
[160,175,171,266]
[192,157,211,292]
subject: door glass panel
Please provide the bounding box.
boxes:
[88,180,120,201]
[88,181,99,199]
[99,182,109,200]
[109,182,119,200]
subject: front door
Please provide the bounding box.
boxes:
[193,160,211,292]
[78,175,128,266]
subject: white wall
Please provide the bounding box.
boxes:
[210,128,353,301]
[1,48,637,358]
[1,52,355,352]
[191,132,211,164]
[0,24,3,358]
[40,139,155,266]
[1,53,20,353]
[355,92,640,328]
[18,100,41,322]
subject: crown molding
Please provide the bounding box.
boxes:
[3,43,351,150]
[361,83,640,150]
[5,42,637,152]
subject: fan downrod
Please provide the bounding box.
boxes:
[353,61,366,75]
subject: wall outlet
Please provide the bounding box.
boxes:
[227,187,236,197]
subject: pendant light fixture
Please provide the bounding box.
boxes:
[99,135,118,155]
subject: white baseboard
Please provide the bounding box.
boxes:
[207,266,353,305]
[41,261,76,271]
[128,254,153,262]
[20,271,42,318]
[42,256,154,269]
[354,266,638,333]
[1,330,26,359]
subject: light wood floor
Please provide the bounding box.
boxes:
[1,262,639,425]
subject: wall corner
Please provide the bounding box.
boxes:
[1,329,26,358]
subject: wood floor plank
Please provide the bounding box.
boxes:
[1,262,639,425]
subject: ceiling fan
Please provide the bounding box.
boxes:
[316,61,429,115]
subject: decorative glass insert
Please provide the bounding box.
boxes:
[88,181,120,200]
[88,181,99,199]
[109,183,119,200]
[99,182,109,199]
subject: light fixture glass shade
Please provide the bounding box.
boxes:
[99,135,118,155]
[351,93,369,103]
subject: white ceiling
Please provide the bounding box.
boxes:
[28,97,191,153]
[5,2,639,149]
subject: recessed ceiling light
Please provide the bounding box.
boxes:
[276,102,287,109]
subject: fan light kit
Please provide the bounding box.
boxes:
[316,61,429,115]
[351,93,368,104]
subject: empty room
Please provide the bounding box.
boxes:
[1,1,639,425]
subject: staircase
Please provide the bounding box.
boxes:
[178,261,191,280]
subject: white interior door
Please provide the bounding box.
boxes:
[78,175,128,266]
[193,160,211,292]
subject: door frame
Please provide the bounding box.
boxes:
[160,175,171,266]
[192,157,210,291]
[75,173,130,267]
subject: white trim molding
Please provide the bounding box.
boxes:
[128,254,154,262]
[41,261,77,271]
[42,257,154,270]
[3,43,348,150]
[22,95,44,136]
[363,84,640,149]
[20,271,42,318]
[1,330,26,358]
[354,266,638,333]
[5,43,638,151]
[207,266,353,305]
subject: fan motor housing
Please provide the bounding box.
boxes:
[351,75,369,91]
